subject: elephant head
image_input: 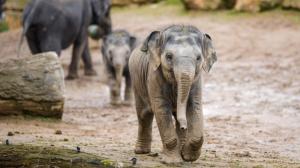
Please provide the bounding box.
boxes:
[102,30,137,85]
[141,25,217,130]
[0,0,5,21]
[90,0,112,38]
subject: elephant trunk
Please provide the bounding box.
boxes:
[115,64,124,87]
[174,59,195,130]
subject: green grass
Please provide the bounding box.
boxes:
[0,21,9,32]
[165,0,183,6]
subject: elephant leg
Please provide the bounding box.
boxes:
[27,39,40,54]
[26,30,41,54]
[82,41,97,76]
[66,39,86,80]
[109,77,121,105]
[176,120,187,149]
[123,75,132,106]
[39,37,61,56]
[181,99,204,162]
[135,95,153,154]
[155,108,182,164]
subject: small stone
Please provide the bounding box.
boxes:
[14,131,20,134]
[130,157,137,165]
[7,132,14,136]
[63,138,69,141]
[55,130,62,135]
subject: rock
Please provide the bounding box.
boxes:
[0,52,65,118]
[7,132,14,136]
[181,0,236,10]
[235,0,282,12]
[55,130,62,135]
[282,0,300,10]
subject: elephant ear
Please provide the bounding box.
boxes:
[202,33,217,73]
[141,31,162,71]
[129,36,137,51]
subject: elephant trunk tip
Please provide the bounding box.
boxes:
[178,118,187,130]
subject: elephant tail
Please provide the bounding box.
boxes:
[17,0,38,57]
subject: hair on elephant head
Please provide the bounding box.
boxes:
[102,29,136,86]
[141,25,217,130]
[90,0,112,38]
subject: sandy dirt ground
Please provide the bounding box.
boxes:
[0,4,300,167]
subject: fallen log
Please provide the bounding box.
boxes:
[0,52,65,118]
[0,144,129,168]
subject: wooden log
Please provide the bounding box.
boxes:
[0,52,65,118]
[0,144,128,168]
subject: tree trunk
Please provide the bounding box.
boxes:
[0,52,65,118]
[0,144,129,168]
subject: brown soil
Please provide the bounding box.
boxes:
[0,5,300,168]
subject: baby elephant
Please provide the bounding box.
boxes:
[101,30,137,105]
[129,25,217,163]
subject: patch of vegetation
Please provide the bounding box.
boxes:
[112,3,300,25]
[0,144,131,168]
[165,0,183,6]
[0,21,9,32]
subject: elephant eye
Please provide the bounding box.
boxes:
[196,55,201,61]
[166,53,173,61]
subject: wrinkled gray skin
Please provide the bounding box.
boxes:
[129,25,217,163]
[101,30,137,105]
[0,0,5,21]
[19,0,112,80]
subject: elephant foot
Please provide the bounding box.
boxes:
[134,146,151,154]
[181,137,203,162]
[110,99,121,106]
[84,68,97,76]
[65,73,79,80]
[135,139,151,154]
[160,149,183,165]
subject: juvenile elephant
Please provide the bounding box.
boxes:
[129,25,217,163]
[101,30,137,105]
[19,0,112,80]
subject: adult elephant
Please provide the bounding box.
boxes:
[19,0,112,79]
[0,0,5,21]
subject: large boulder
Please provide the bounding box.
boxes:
[282,0,300,10]
[235,0,282,12]
[181,0,236,10]
[0,52,65,118]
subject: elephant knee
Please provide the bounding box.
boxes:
[190,137,203,151]
[165,138,178,150]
